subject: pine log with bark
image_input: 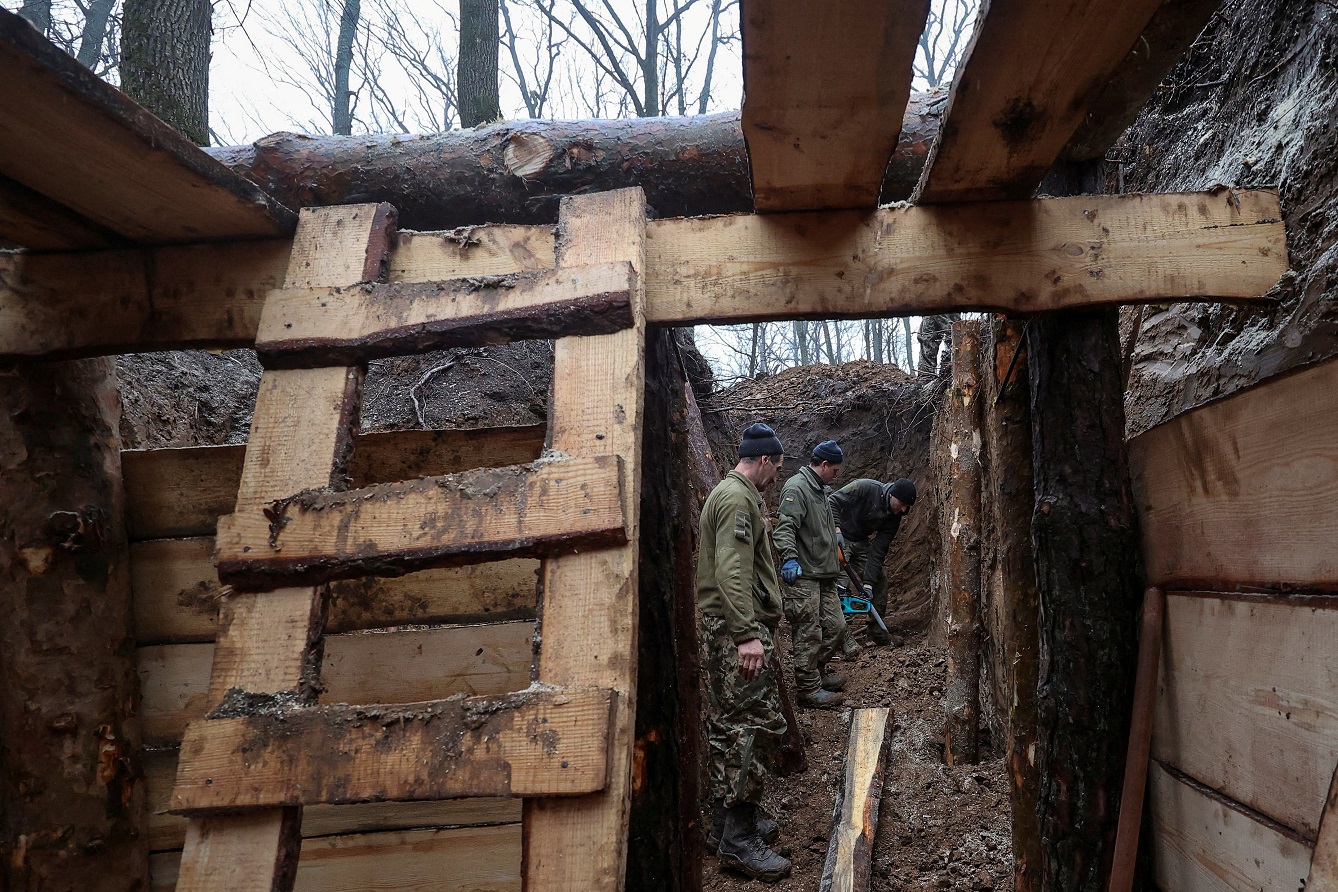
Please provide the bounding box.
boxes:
[205,90,944,229]
[121,0,210,145]
[458,0,501,127]
[0,357,148,891]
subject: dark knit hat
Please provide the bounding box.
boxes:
[812,440,844,464]
[737,422,785,458]
[886,478,917,506]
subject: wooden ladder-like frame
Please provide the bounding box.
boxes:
[169,189,647,891]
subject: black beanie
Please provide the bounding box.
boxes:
[887,478,917,506]
[812,440,844,464]
[737,422,785,458]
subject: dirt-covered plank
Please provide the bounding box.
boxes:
[820,708,893,892]
[214,455,626,591]
[255,261,635,368]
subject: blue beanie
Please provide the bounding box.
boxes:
[812,440,844,464]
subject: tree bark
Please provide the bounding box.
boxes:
[980,316,1042,892]
[458,0,501,127]
[332,0,360,135]
[0,357,148,891]
[205,89,944,229]
[942,320,982,766]
[121,0,211,145]
[17,0,51,36]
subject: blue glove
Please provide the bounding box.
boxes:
[780,559,802,584]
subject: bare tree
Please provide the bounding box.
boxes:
[371,0,461,130]
[498,0,562,117]
[913,0,978,88]
[17,0,52,34]
[75,0,117,68]
[333,0,361,134]
[122,0,211,143]
[458,0,500,125]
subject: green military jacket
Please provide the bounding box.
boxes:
[772,465,840,579]
[696,470,783,643]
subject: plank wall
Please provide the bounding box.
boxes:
[1129,357,1338,890]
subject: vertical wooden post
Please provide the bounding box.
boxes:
[0,357,149,891]
[943,320,982,765]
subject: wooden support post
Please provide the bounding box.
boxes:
[980,316,1042,892]
[819,708,893,892]
[943,320,982,765]
[0,356,148,890]
[523,188,646,890]
[174,203,395,892]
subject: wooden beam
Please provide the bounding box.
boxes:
[819,708,893,892]
[1148,762,1312,892]
[0,8,294,247]
[214,455,627,591]
[171,687,613,812]
[1308,763,1338,891]
[1131,358,1338,591]
[255,261,636,368]
[122,424,546,540]
[0,171,125,250]
[914,0,1166,202]
[740,0,928,211]
[1153,592,1338,839]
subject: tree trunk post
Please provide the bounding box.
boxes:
[0,357,148,890]
[942,320,982,766]
[458,0,501,127]
[121,0,211,145]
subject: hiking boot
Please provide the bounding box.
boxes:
[717,804,792,882]
[707,799,779,848]
[868,627,892,647]
[821,672,847,692]
[797,688,845,708]
[842,636,862,658]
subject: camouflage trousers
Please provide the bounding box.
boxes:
[780,577,847,694]
[701,614,788,807]
[846,539,889,640]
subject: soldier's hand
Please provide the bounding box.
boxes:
[861,583,874,600]
[780,559,802,584]
[737,638,765,680]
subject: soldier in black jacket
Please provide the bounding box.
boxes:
[829,477,916,645]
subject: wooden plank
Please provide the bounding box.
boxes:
[172,686,613,812]
[524,190,646,889]
[0,171,124,250]
[1131,358,1338,591]
[819,708,893,892]
[914,0,1166,202]
[0,8,295,246]
[391,226,557,282]
[255,261,635,368]
[130,536,538,644]
[138,623,534,745]
[740,0,928,211]
[148,826,521,892]
[214,455,627,591]
[1152,592,1338,838]
[122,424,546,540]
[1149,762,1312,891]
[644,190,1287,324]
[1307,762,1338,891]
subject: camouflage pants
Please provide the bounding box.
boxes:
[846,539,889,638]
[781,577,846,694]
[701,614,788,807]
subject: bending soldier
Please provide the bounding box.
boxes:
[773,440,848,708]
[696,423,792,882]
[829,477,917,646]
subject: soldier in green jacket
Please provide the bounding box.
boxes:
[830,477,917,645]
[696,422,791,882]
[773,440,848,707]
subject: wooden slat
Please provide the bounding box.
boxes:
[819,708,892,892]
[122,424,546,540]
[1149,762,1312,891]
[1152,592,1338,838]
[214,455,626,590]
[256,261,635,367]
[1308,763,1338,891]
[643,190,1287,324]
[172,687,613,811]
[130,535,538,643]
[524,190,646,888]
[0,8,294,247]
[1131,358,1338,591]
[740,0,927,211]
[138,623,534,746]
[914,0,1166,202]
[0,171,124,250]
[391,226,557,282]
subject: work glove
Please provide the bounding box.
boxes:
[861,582,874,600]
[780,559,802,584]
[835,529,847,552]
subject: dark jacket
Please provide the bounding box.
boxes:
[773,465,840,579]
[697,471,784,643]
[829,478,903,583]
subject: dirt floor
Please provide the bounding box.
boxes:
[702,623,1014,892]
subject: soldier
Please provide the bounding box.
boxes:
[773,440,847,708]
[696,422,792,882]
[830,477,917,646]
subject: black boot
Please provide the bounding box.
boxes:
[798,688,845,708]
[708,798,779,848]
[717,803,791,882]
[821,672,847,692]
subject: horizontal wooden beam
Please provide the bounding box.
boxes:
[171,686,613,812]
[123,424,546,540]
[1131,357,1338,591]
[214,455,626,591]
[255,261,636,368]
[1,189,1287,357]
